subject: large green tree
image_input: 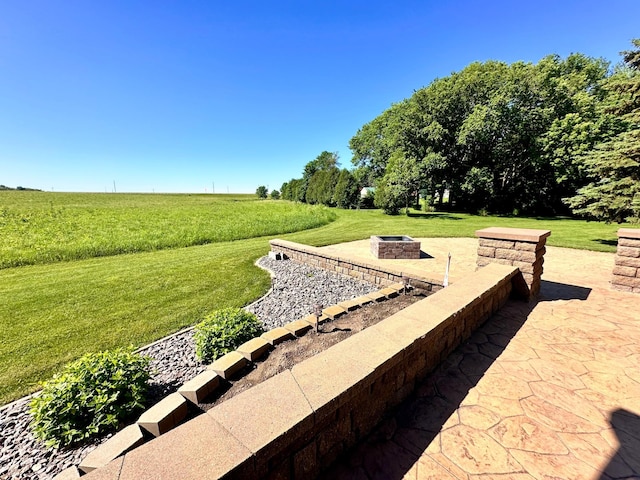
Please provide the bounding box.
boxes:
[350,53,611,216]
[566,40,640,223]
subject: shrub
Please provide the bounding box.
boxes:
[194,308,264,363]
[29,347,151,448]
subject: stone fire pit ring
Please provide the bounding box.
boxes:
[370,235,421,259]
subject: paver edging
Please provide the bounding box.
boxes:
[59,281,404,479]
[79,262,522,479]
[269,238,443,291]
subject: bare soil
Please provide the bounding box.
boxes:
[201,289,431,411]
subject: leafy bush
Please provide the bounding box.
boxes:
[194,308,264,363]
[29,347,151,448]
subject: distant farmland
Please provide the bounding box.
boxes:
[0,191,335,269]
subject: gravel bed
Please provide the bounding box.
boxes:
[0,257,377,479]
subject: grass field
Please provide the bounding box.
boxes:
[0,191,335,268]
[0,193,630,405]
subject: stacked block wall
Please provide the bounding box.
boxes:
[612,228,640,293]
[83,264,522,480]
[475,227,550,299]
[370,236,421,259]
[270,239,440,291]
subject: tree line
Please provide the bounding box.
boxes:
[279,151,364,209]
[278,40,639,222]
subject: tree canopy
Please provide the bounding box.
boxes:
[350,52,615,216]
[280,40,640,223]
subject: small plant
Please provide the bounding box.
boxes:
[194,308,264,363]
[29,347,151,448]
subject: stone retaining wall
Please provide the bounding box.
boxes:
[612,228,640,293]
[475,227,550,299]
[81,264,522,479]
[270,239,441,291]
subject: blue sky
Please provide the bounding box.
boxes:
[1,1,638,193]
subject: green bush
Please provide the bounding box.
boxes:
[194,308,264,363]
[29,347,151,448]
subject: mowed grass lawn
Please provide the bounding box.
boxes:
[0,192,628,405]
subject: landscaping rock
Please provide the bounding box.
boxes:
[0,256,376,479]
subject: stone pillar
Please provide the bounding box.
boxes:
[475,227,551,299]
[611,228,640,293]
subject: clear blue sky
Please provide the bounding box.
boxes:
[1,1,638,193]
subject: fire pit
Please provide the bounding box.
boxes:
[370,235,421,259]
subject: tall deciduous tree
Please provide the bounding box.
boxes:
[255,185,268,199]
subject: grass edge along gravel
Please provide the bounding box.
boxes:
[0,206,628,405]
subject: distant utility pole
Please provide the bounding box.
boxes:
[113,180,117,193]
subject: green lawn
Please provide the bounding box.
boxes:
[0,199,630,405]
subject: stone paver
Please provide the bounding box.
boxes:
[322,239,640,480]
[77,237,639,480]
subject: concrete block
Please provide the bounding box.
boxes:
[351,294,374,306]
[291,344,374,422]
[208,351,249,379]
[495,248,537,263]
[386,282,406,293]
[284,319,313,337]
[79,424,146,473]
[118,415,254,480]
[379,287,399,299]
[611,275,640,288]
[178,370,221,404]
[366,290,387,302]
[236,337,271,361]
[613,265,638,278]
[322,305,347,320]
[52,467,81,479]
[81,457,124,479]
[476,227,551,243]
[618,228,640,240]
[477,246,496,257]
[261,327,295,346]
[207,371,315,466]
[137,392,188,437]
[616,256,640,268]
[619,238,640,248]
[338,298,361,311]
[616,246,640,258]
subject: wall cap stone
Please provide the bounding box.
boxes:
[475,227,551,243]
[618,228,640,240]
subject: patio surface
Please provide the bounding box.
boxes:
[319,238,640,479]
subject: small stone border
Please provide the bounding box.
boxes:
[60,281,408,478]
[0,255,378,480]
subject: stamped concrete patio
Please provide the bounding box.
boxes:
[319,238,640,479]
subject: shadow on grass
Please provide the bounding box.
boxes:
[405,212,464,220]
[594,238,618,247]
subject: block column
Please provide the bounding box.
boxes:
[475,227,551,299]
[611,228,640,293]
